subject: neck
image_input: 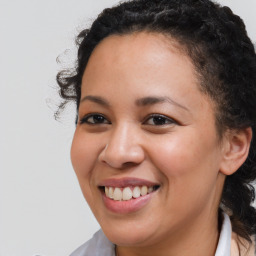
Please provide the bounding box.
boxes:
[116,210,221,256]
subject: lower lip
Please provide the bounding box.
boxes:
[102,192,155,214]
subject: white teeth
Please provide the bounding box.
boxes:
[122,187,133,201]
[105,187,109,197]
[108,187,114,199]
[113,188,122,201]
[104,185,156,201]
[133,186,141,198]
[148,186,153,193]
[141,186,148,196]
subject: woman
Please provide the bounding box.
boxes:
[57,0,256,255]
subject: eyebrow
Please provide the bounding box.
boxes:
[80,95,189,112]
[135,96,189,111]
[80,95,110,107]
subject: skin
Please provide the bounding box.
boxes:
[71,32,252,256]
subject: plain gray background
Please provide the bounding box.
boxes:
[0,0,255,255]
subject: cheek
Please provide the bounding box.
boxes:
[148,129,221,184]
[149,133,221,217]
[70,130,100,179]
[70,130,103,208]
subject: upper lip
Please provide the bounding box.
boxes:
[98,177,159,188]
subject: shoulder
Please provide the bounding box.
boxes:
[70,229,115,256]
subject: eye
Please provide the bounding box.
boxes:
[80,113,110,125]
[143,114,176,126]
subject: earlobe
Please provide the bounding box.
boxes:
[219,127,252,176]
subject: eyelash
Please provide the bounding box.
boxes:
[80,113,110,125]
[143,114,177,126]
[79,113,177,126]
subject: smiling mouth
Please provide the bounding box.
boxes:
[99,185,160,201]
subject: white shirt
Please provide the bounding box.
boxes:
[70,213,232,256]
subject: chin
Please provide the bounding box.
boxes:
[100,220,156,247]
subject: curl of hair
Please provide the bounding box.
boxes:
[56,0,256,245]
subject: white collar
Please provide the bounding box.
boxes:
[215,212,232,256]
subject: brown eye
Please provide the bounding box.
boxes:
[144,114,176,126]
[80,114,110,125]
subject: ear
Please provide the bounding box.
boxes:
[219,127,252,176]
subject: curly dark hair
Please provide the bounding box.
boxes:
[57,0,256,247]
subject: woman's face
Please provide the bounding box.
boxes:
[71,32,226,247]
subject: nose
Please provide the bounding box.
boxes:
[98,123,145,169]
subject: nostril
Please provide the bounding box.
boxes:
[122,161,140,169]
[101,161,139,170]
[99,149,145,169]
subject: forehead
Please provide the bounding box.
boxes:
[86,32,188,69]
[90,31,185,62]
[81,32,215,119]
[82,32,198,93]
